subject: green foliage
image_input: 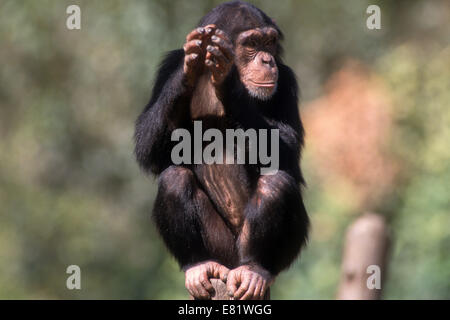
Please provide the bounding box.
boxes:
[0,0,448,299]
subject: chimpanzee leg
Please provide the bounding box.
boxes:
[153,165,237,269]
[239,170,309,275]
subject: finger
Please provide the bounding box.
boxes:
[241,277,258,300]
[205,58,216,69]
[203,24,217,36]
[260,281,268,300]
[186,27,205,42]
[226,273,239,297]
[205,59,225,84]
[213,28,231,46]
[253,279,264,300]
[234,275,252,299]
[206,60,227,85]
[189,279,201,299]
[219,265,230,282]
[187,287,196,298]
[214,28,229,40]
[205,57,226,75]
[195,279,211,299]
[185,279,196,298]
[209,263,230,282]
[185,53,199,67]
[205,54,226,74]
[183,39,203,54]
[211,33,234,60]
[206,45,229,67]
[200,274,214,294]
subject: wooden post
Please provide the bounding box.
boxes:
[337,212,391,300]
[210,279,230,300]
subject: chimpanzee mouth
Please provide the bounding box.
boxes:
[249,80,277,87]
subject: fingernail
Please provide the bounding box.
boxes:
[197,27,204,33]
[196,40,202,46]
[207,45,213,51]
[211,35,218,41]
[192,53,198,58]
[206,28,212,33]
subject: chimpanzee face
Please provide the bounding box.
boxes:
[234,27,279,100]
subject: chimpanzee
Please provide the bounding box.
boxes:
[134,1,309,300]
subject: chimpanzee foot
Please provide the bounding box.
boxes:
[226,264,273,300]
[184,260,229,300]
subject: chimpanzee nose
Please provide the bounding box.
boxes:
[260,53,274,66]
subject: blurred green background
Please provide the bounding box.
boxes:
[0,0,449,299]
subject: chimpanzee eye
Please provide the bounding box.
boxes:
[247,39,258,47]
[266,38,276,46]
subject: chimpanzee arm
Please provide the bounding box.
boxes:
[134,49,192,175]
[239,64,309,275]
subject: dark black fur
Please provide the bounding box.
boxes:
[134,1,309,276]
